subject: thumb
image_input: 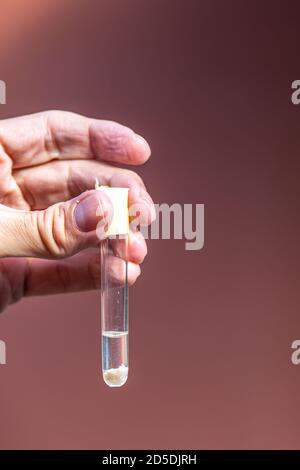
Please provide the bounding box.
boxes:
[0,190,112,259]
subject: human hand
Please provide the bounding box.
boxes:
[0,111,155,312]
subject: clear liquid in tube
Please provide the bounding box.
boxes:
[102,331,128,387]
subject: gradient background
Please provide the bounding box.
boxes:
[0,0,300,450]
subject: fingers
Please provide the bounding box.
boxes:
[110,231,147,265]
[13,159,156,223]
[14,160,144,207]
[0,249,141,305]
[0,231,146,306]
[22,249,141,297]
[0,110,151,170]
[89,119,150,165]
[0,190,113,259]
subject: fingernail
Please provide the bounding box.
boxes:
[135,134,151,159]
[74,191,110,232]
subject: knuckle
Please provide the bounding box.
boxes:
[34,205,71,258]
[104,132,131,157]
[91,121,136,161]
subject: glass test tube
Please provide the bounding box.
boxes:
[97,185,130,388]
[101,235,129,387]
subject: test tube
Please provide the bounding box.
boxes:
[101,237,129,387]
[97,185,130,388]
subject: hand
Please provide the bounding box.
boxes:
[0,110,155,312]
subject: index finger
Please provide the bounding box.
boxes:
[0,110,151,169]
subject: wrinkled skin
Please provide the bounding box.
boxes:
[0,111,155,313]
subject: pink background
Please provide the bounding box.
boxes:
[0,0,300,449]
